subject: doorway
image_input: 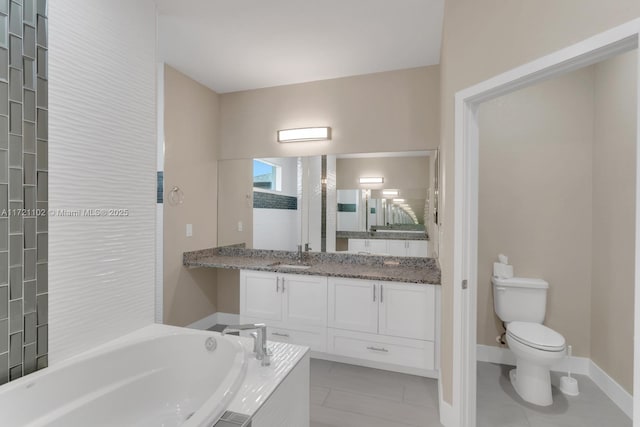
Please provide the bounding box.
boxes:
[452,20,640,427]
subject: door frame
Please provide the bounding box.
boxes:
[452,19,640,426]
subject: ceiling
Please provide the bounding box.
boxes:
[155,0,444,93]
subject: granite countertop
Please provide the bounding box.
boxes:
[336,231,428,241]
[183,245,440,285]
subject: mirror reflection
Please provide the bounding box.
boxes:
[230,150,438,257]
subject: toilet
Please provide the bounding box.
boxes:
[492,276,566,406]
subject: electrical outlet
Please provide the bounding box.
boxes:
[237,221,243,232]
[186,224,193,237]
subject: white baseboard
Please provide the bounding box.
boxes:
[477,344,632,420]
[589,360,633,419]
[186,312,240,330]
[438,373,456,427]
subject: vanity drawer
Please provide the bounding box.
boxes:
[268,326,326,353]
[327,328,434,370]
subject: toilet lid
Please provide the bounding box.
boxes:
[507,321,565,351]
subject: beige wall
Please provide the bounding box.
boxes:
[439,1,640,403]
[336,156,429,190]
[163,65,220,326]
[215,69,440,312]
[217,269,241,314]
[477,67,595,357]
[218,66,440,160]
[591,50,637,393]
[215,159,253,315]
[217,158,254,248]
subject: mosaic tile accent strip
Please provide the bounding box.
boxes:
[0,0,47,385]
[156,171,163,204]
[337,203,356,212]
[253,191,297,210]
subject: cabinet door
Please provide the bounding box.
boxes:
[367,239,388,254]
[282,274,328,328]
[240,270,282,322]
[347,239,367,253]
[386,240,407,257]
[328,277,378,334]
[378,282,435,340]
[406,240,429,258]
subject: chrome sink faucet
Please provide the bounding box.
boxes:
[297,244,303,262]
[222,323,271,366]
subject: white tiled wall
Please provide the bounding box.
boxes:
[48,0,157,364]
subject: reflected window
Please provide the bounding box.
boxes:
[253,159,282,191]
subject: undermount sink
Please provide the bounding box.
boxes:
[269,262,312,270]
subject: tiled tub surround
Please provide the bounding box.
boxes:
[0,324,310,426]
[183,245,440,285]
[0,0,48,384]
[336,230,428,241]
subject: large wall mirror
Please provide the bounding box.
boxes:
[219,150,439,258]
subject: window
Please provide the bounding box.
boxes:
[253,159,282,191]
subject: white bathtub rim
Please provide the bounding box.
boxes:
[0,323,248,427]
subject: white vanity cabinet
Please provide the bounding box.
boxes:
[327,277,437,372]
[386,239,429,257]
[327,278,378,334]
[348,238,429,257]
[240,270,439,376]
[347,238,388,254]
[240,270,328,352]
[406,240,429,257]
[241,271,283,322]
[378,282,435,340]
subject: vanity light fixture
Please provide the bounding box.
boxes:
[359,177,384,184]
[382,190,399,196]
[277,127,331,143]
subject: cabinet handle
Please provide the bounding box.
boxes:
[276,277,280,293]
[282,277,285,293]
[366,346,389,353]
[373,284,376,302]
[380,285,384,303]
[272,332,290,338]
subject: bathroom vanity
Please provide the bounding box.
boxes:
[184,245,441,378]
[336,231,429,257]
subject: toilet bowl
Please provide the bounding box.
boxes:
[506,321,566,406]
[492,275,566,406]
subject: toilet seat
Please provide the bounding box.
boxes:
[507,321,565,352]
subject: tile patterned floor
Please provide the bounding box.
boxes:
[310,359,442,427]
[309,359,632,427]
[476,362,631,427]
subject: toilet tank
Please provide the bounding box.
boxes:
[492,276,548,323]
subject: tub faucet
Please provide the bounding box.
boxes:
[222,323,271,366]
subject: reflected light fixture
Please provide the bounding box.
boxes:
[277,127,331,143]
[359,177,384,184]
[382,190,399,196]
[392,198,405,203]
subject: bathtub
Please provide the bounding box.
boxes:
[0,324,248,427]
